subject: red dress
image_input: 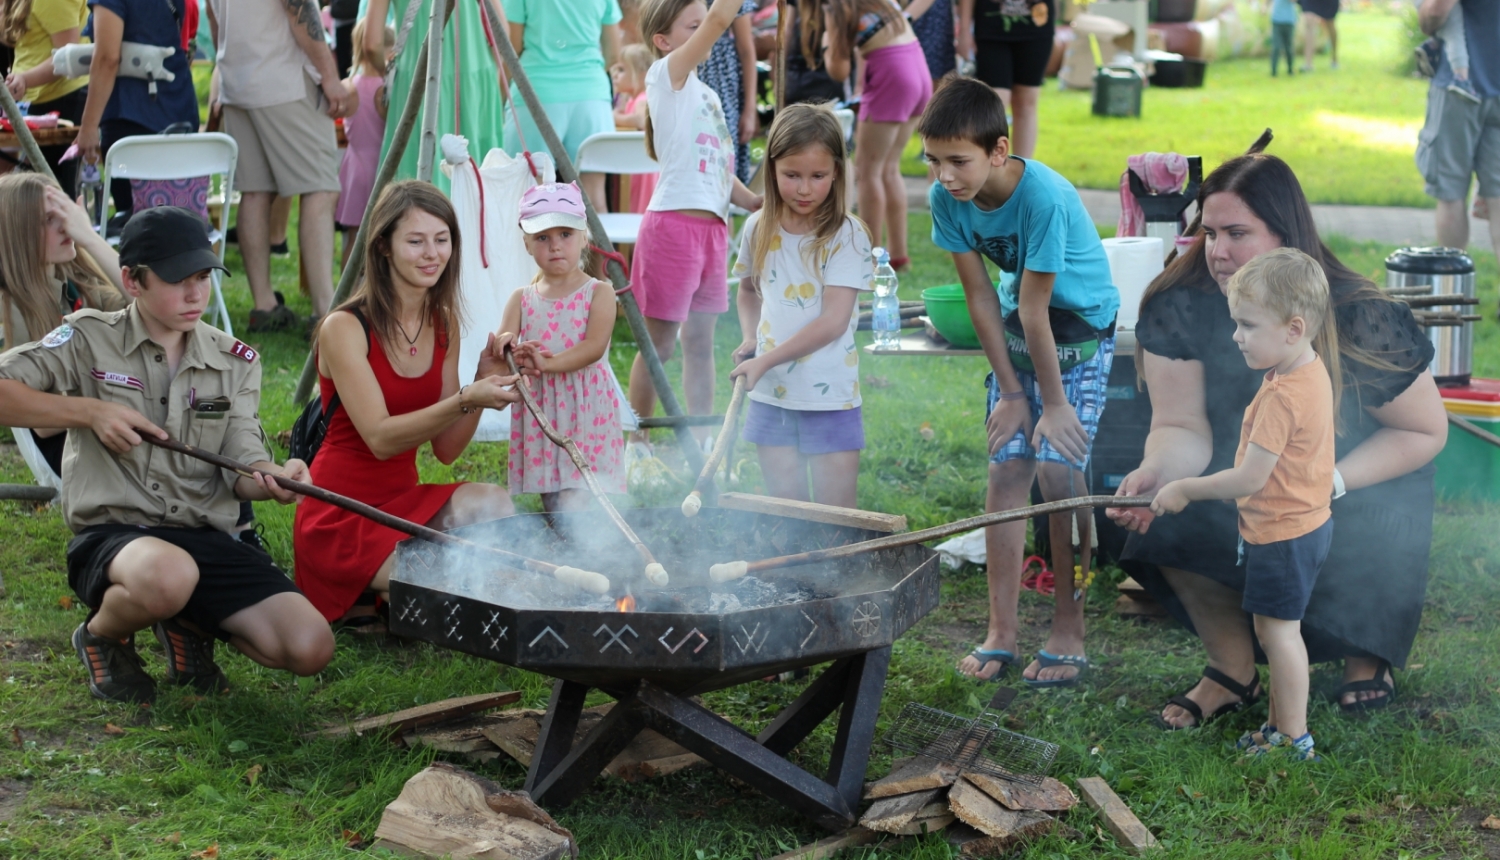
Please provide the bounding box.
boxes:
[294,324,463,621]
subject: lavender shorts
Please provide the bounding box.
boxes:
[859,40,934,123]
[743,400,865,454]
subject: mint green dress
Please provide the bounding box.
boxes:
[380,0,506,194]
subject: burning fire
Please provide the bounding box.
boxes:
[616,593,636,613]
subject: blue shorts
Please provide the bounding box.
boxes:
[986,336,1114,469]
[1239,517,1334,621]
[743,400,864,454]
[504,97,614,165]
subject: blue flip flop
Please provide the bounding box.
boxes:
[960,647,1016,682]
[1024,650,1089,688]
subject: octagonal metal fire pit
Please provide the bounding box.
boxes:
[388,507,940,831]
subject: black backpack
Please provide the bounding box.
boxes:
[288,309,368,465]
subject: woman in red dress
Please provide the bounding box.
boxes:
[294,181,522,625]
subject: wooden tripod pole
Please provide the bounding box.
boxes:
[414,0,452,181]
[476,0,705,477]
[0,84,58,184]
[503,349,669,586]
[140,435,610,593]
[708,496,1154,581]
[293,18,441,406]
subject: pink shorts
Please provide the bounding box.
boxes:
[859,40,933,123]
[631,209,729,322]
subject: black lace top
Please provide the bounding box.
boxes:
[1135,283,1434,470]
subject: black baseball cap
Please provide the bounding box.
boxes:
[118,207,229,284]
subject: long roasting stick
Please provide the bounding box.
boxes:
[708,496,1154,582]
[503,349,669,586]
[681,376,747,517]
[140,435,610,594]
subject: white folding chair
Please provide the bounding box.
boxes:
[574,131,659,246]
[97,132,239,336]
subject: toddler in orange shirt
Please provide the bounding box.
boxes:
[1151,247,1338,762]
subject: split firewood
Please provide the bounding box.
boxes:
[1075,776,1159,855]
[881,801,956,836]
[859,786,949,834]
[405,713,520,754]
[863,756,960,799]
[479,706,702,780]
[309,692,522,740]
[962,773,1078,812]
[373,763,576,860]
[1116,576,1148,596]
[945,816,1056,858]
[947,779,1056,843]
[765,826,881,860]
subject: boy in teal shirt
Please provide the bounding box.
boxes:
[919,77,1120,688]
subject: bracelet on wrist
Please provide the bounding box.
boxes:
[458,384,473,414]
[996,390,1027,402]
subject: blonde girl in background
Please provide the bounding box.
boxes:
[731,103,873,508]
[501,183,624,512]
[0,172,126,476]
[626,0,762,465]
[336,15,394,266]
[610,43,658,213]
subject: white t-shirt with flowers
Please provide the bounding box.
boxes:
[733,212,875,411]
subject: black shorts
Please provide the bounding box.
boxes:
[1298,0,1338,19]
[975,37,1053,90]
[67,525,301,641]
[1240,518,1334,621]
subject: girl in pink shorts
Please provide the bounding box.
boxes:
[627,0,763,458]
[811,0,932,271]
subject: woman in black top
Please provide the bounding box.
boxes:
[958,0,1054,157]
[1107,155,1446,728]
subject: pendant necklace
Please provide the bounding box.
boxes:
[396,315,423,356]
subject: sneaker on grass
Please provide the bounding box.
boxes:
[154,617,230,694]
[72,622,156,705]
[247,300,299,334]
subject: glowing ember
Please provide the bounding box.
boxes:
[616,594,636,613]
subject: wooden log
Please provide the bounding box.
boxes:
[1075,776,1159,855]
[945,816,1057,858]
[373,763,575,860]
[0,484,57,502]
[405,713,523,754]
[309,691,521,739]
[863,756,959,799]
[882,802,955,836]
[478,706,703,780]
[717,493,909,534]
[961,773,1077,812]
[859,787,947,834]
[947,779,1057,842]
[765,827,881,860]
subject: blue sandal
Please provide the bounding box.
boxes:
[1024,650,1089,688]
[960,648,1015,682]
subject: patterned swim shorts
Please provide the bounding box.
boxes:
[986,336,1115,469]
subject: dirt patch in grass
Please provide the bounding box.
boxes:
[0,780,29,824]
[1398,807,1500,859]
[0,639,50,664]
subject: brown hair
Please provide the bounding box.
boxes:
[1226,247,1343,422]
[0,173,123,346]
[637,0,702,160]
[917,76,1010,154]
[337,181,464,352]
[1139,154,1408,407]
[801,0,907,71]
[747,103,866,283]
[0,0,32,47]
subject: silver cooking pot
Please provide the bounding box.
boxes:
[1386,246,1476,386]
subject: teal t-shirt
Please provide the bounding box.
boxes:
[503,0,621,104]
[929,157,1119,331]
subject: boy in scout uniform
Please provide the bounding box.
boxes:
[0,207,335,705]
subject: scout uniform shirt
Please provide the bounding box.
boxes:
[0,305,272,534]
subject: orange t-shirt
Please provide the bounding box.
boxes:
[1234,355,1335,545]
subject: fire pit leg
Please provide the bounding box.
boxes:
[756,657,859,755]
[529,688,651,806]
[824,646,891,812]
[525,680,590,793]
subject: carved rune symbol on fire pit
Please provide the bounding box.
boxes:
[852,601,882,638]
[658,626,710,654]
[799,609,819,652]
[397,601,427,627]
[481,612,508,651]
[594,624,638,653]
[732,623,768,654]
[528,626,568,649]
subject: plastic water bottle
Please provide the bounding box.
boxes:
[871,247,900,350]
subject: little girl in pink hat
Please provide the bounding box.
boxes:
[500,183,625,511]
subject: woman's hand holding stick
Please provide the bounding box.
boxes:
[682,376,748,517]
[501,346,670,587]
[708,495,1154,582]
[141,435,610,594]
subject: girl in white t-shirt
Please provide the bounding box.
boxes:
[730,103,874,508]
[626,0,762,461]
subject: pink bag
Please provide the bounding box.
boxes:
[131,176,210,220]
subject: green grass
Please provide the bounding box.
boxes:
[3,210,1500,857]
[902,7,1434,208]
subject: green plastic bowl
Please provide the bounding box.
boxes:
[921,284,981,348]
